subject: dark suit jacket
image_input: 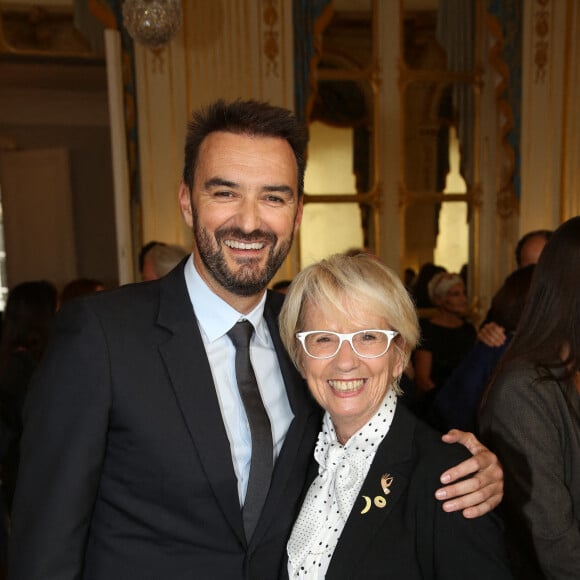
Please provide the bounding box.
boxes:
[306,404,512,580]
[8,262,321,580]
[480,361,580,579]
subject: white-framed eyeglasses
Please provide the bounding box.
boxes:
[295,329,399,360]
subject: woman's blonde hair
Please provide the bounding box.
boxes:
[279,253,420,394]
[427,272,464,304]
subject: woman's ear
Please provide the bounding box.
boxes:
[390,343,407,380]
[296,354,307,378]
[294,351,306,380]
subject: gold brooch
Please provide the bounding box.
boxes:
[381,473,393,495]
[360,473,393,514]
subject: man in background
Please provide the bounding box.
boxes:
[139,240,189,281]
[515,229,552,268]
[480,228,553,346]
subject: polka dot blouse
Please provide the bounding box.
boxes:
[287,390,397,578]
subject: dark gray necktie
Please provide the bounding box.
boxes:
[227,320,273,541]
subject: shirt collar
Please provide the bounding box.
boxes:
[315,390,398,468]
[184,255,269,344]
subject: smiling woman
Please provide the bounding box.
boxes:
[278,253,512,580]
[280,254,418,446]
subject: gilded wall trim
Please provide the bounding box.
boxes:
[559,0,580,220]
[533,0,550,83]
[485,4,519,219]
[263,0,280,77]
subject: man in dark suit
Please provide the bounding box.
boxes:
[8,100,503,579]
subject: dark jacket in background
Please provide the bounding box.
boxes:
[480,361,580,579]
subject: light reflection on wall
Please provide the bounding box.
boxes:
[300,122,363,269]
[434,126,468,274]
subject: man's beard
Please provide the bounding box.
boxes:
[192,207,294,296]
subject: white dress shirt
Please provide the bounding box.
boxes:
[183,255,294,504]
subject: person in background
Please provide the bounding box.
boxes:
[279,254,512,579]
[410,262,447,309]
[459,263,468,287]
[413,272,476,420]
[139,241,189,281]
[404,267,417,291]
[431,264,535,433]
[9,99,503,579]
[515,229,552,268]
[138,240,163,279]
[0,281,57,576]
[480,216,580,579]
[0,281,58,514]
[272,279,292,295]
[60,278,104,305]
[479,228,552,348]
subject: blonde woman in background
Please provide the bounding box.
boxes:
[413,272,476,420]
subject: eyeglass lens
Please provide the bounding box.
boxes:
[303,330,392,358]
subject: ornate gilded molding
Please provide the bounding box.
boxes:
[0,3,95,57]
[533,0,550,83]
[263,0,280,78]
[486,3,520,218]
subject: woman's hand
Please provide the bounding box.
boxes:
[478,322,506,348]
[435,429,503,518]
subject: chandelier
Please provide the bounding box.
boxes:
[122,0,183,50]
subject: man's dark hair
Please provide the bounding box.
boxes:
[497,217,580,381]
[515,229,552,267]
[182,99,308,197]
[488,264,535,332]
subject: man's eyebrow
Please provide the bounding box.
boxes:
[262,184,294,196]
[204,177,238,189]
[204,178,294,197]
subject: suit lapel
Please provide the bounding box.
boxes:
[156,263,244,543]
[326,403,417,578]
